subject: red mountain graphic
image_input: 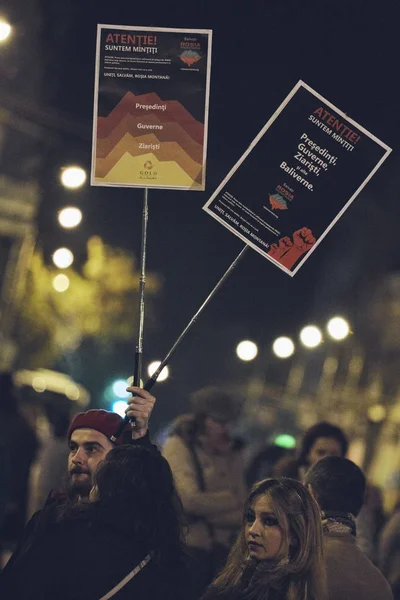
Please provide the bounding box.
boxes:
[97,92,204,145]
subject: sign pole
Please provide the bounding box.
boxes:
[133,187,149,389]
[143,246,249,391]
[112,244,248,438]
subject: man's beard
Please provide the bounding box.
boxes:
[67,467,93,502]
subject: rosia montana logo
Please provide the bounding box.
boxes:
[269,193,288,211]
[143,160,153,170]
[179,50,202,67]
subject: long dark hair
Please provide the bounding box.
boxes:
[92,445,186,564]
[205,478,326,600]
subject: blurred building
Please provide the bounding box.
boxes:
[0,1,44,370]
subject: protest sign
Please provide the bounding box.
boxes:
[92,25,212,190]
[203,81,391,275]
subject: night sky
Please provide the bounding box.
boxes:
[3,0,400,430]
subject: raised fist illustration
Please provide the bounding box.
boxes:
[268,243,280,258]
[292,227,316,252]
[268,237,293,260]
[278,236,293,253]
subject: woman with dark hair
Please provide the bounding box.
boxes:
[274,422,348,481]
[202,478,327,600]
[0,445,189,600]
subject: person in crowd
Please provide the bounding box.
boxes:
[201,477,327,600]
[305,456,393,600]
[1,385,156,569]
[379,485,400,600]
[274,420,382,561]
[274,421,348,481]
[60,384,156,502]
[0,444,190,600]
[0,372,39,563]
[162,385,247,598]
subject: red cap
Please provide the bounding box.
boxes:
[67,409,128,445]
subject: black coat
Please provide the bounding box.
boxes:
[0,503,189,600]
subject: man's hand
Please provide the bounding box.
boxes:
[125,386,156,439]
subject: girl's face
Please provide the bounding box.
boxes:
[245,494,286,561]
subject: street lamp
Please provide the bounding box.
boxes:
[299,325,322,349]
[236,340,258,361]
[60,166,86,189]
[52,273,70,292]
[58,207,82,229]
[52,247,74,269]
[148,361,169,382]
[0,19,11,42]
[272,336,295,358]
[327,316,350,341]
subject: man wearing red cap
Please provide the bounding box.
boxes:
[2,385,156,570]
[66,385,156,501]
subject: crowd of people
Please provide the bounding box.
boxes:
[0,375,399,599]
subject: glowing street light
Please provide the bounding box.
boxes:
[300,325,322,349]
[148,361,169,382]
[112,400,128,417]
[52,273,70,292]
[0,20,11,42]
[60,166,87,189]
[52,247,74,269]
[112,379,130,399]
[327,316,350,341]
[236,340,258,361]
[272,336,295,359]
[58,206,82,229]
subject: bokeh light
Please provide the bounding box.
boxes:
[327,316,350,341]
[112,379,130,398]
[60,166,87,189]
[272,337,295,358]
[58,207,82,229]
[52,273,70,292]
[300,325,323,348]
[148,361,169,382]
[236,340,258,361]
[112,400,128,417]
[52,248,74,269]
[274,434,296,449]
[0,20,11,42]
[368,404,387,423]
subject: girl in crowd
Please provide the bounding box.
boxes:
[0,445,189,600]
[202,478,326,600]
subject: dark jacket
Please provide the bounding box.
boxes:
[2,429,158,570]
[0,502,189,600]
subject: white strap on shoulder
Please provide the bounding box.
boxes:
[99,553,152,600]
